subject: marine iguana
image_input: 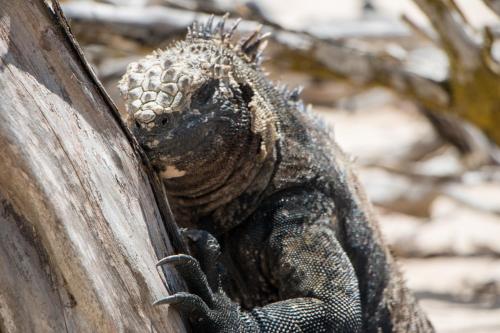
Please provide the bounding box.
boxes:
[118,15,434,333]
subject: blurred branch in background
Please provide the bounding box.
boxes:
[411,0,500,163]
[485,0,500,15]
[62,0,500,168]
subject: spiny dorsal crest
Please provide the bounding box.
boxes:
[186,14,271,65]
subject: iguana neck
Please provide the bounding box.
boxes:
[165,128,278,232]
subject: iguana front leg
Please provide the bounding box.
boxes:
[156,196,363,332]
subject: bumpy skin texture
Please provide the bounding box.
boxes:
[119,16,434,333]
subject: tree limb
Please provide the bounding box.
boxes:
[413,0,481,70]
[484,0,500,16]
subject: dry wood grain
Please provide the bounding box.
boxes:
[0,1,186,332]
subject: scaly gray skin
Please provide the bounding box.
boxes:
[119,15,434,333]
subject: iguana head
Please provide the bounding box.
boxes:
[119,15,277,198]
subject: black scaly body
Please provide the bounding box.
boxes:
[118,15,434,333]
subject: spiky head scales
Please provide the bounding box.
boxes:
[118,14,279,167]
[118,15,270,127]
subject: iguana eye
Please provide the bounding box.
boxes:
[191,79,219,106]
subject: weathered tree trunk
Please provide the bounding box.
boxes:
[0,1,187,332]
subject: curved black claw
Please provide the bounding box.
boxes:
[154,252,242,332]
[153,291,211,318]
[157,254,215,307]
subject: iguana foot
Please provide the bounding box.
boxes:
[154,254,241,332]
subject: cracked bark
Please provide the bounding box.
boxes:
[0,1,187,332]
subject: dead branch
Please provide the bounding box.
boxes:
[413,0,481,70]
[484,0,500,16]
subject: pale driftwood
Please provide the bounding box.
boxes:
[62,2,197,43]
[61,2,447,106]
[66,2,452,107]
[484,0,500,16]
[61,2,413,43]
[0,1,187,332]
